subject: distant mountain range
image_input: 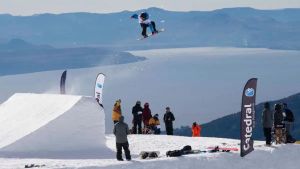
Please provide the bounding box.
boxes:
[174,93,300,140]
[0,39,145,76]
[0,7,299,50]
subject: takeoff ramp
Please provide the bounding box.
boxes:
[0,93,112,158]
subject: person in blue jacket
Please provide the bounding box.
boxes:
[131,12,158,38]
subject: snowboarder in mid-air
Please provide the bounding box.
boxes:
[131,12,158,38]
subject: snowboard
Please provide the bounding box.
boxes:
[139,151,160,159]
[25,164,46,168]
[207,146,239,152]
[137,28,165,40]
[295,141,300,144]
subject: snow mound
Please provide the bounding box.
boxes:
[0,93,113,159]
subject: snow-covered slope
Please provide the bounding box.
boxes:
[0,135,299,169]
[0,93,113,158]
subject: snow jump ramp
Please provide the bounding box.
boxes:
[0,93,113,159]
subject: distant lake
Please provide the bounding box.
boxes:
[0,47,299,133]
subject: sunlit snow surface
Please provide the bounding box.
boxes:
[1,135,300,169]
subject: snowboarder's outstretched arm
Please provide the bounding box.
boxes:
[131,14,138,19]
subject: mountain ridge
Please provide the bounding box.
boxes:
[0,7,299,49]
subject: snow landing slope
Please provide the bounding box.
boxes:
[0,93,113,158]
[1,135,300,169]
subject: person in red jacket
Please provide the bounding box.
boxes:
[192,122,201,137]
[142,102,152,126]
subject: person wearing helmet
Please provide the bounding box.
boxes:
[132,100,143,134]
[131,12,158,38]
[261,102,273,146]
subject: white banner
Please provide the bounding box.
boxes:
[94,73,106,104]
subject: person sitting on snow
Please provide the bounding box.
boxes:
[131,12,158,38]
[149,114,161,134]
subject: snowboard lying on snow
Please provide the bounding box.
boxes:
[166,146,236,157]
[25,164,46,168]
[207,146,239,152]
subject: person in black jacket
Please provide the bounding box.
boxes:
[273,104,285,144]
[282,103,296,143]
[132,101,143,134]
[163,107,175,135]
[261,102,273,146]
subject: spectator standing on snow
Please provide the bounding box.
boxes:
[112,99,122,124]
[192,122,201,137]
[274,104,285,144]
[113,116,131,161]
[132,100,143,134]
[261,102,273,146]
[163,107,175,135]
[282,103,296,143]
[142,102,152,127]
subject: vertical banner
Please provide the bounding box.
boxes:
[60,70,67,94]
[240,78,257,157]
[95,73,106,105]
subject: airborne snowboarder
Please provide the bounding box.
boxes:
[131,12,158,38]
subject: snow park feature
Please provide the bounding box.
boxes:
[0,93,113,159]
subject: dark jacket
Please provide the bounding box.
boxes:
[274,109,284,128]
[262,108,273,128]
[142,104,152,125]
[164,111,175,126]
[284,108,294,122]
[132,104,143,120]
[113,116,130,143]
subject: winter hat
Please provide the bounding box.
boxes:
[119,116,124,122]
[264,102,270,109]
[166,107,170,110]
[274,104,281,111]
[136,101,141,105]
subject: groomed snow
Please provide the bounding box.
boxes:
[0,93,81,149]
[0,135,299,169]
[0,93,113,158]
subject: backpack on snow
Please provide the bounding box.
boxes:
[181,145,192,152]
[166,150,183,157]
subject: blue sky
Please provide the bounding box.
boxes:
[0,0,299,15]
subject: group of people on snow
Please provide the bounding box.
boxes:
[262,102,296,146]
[111,99,204,160]
[112,100,175,135]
